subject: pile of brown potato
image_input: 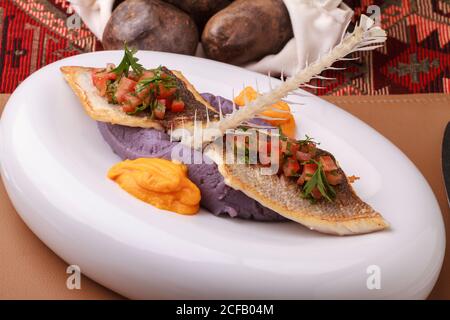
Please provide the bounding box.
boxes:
[103,0,293,65]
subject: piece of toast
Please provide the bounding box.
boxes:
[208,146,389,236]
[60,66,218,130]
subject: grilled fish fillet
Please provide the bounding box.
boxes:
[62,66,388,235]
[208,146,389,236]
[60,66,218,130]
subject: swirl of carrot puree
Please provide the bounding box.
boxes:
[108,158,201,215]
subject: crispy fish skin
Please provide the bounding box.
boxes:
[60,66,217,130]
[210,145,389,236]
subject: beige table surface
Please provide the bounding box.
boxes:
[1,93,449,299]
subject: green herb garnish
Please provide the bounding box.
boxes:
[135,66,177,93]
[126,101,150,115]
[284,140,293,156]
[278,127,288,141]
[112,44,144,76]
[301,159,336,202]
[298,134,318,146]
[106,79,119,104]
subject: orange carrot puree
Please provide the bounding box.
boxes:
[108,158,200,215]
[234,86,296,138]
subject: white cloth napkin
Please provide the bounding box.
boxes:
[69,0,114,39]
[69,0,353,76]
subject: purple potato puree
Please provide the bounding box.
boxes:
[97,93,286,221]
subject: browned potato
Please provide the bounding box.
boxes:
[163,0,231,30]
[103,0,199,55]
[201,0,293,65]
[113,0,125,10]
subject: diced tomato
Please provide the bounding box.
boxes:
[298,162,330,187]
[91,70,117,96]
[311,187,322,200]
[154,102,166,120]
[303,163,318,176]
[300,142,316,154]
[139,70,155,80]
[105,72,117,80]
[122,104,136,113]
[156,99,169,117]
[302,163,318,181]
[136,86,151,100]
[160,72,169,80]
[165,97,173,110]
[142,94,151,107]
[125,93,142,106]
[136,71,156,99]
[319,156,338,172]
[288,142,299,155]
[92,70,117,82]
[116,77,137,103]
[92,76,108,96]
[296,151,312,162]
[171,99,185,113]
[325,171,343,185]
[127,72,141,81]
[157,84,176,99]
[121,93,142,113]
[282,158,300,177]
[281,140,299,156]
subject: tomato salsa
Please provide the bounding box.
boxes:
[236,132,343,202]
[280,136,343,202]
[91,46,185,119]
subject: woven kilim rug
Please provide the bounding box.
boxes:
[0,0,449,95]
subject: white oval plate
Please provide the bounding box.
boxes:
[0,51,445,299]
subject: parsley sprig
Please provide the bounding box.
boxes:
[298,134,318,146]
[278,129,318,146]
[301,159,336,202]
[112,44,144,76]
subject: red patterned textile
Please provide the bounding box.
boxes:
[0,0,449,95]
[0,0,101,93]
